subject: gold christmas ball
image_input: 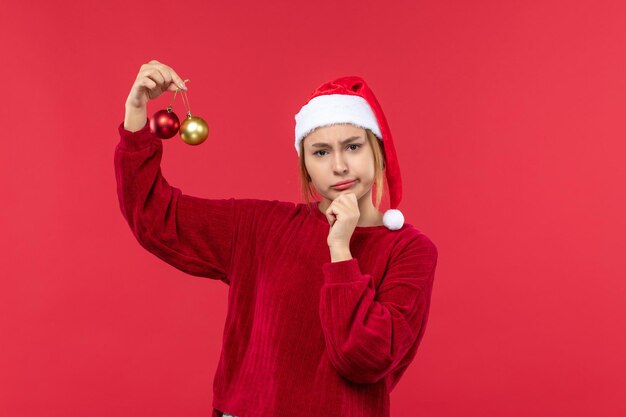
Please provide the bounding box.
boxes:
[179,115,209,145]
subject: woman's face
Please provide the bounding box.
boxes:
[303,124,375,203]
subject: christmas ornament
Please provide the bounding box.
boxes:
[180,114,209,145]
[150,107,180,139]
[178,86,209,145]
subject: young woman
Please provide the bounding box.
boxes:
[115,60,438,417]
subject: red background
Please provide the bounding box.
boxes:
[1,0,625,416]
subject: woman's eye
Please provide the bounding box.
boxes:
[314,144,361,157]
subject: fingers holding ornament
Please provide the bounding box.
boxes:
[140,61,188,92]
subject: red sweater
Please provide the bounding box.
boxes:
[114,118,438,417]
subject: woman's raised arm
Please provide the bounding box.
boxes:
[114,61,234,284]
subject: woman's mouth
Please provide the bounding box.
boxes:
[332,180,357,190]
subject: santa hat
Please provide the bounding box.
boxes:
[294,75,404,230]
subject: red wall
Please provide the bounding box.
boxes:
[0,0,624,416]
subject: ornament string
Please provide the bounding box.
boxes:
[180,89,192,116]
[170,78,191,111]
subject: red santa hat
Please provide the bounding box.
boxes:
[294,75,404,230]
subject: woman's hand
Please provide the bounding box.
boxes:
[125,59,188,110]
[324,193,360,249]
[124,60,188,131]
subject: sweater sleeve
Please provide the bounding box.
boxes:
[319,235,438,385]
[114,118,236,285]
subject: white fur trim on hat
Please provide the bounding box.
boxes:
[383,209,404,230]
[294,94,382,155]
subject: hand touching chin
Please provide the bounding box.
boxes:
[324,193,360,248]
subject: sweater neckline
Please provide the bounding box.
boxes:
[308,201,390,232]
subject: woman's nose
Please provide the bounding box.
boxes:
[332,156,348,173]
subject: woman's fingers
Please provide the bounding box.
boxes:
[126,60,188,109]
[152,61,187,91]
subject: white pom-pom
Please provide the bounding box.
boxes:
[383,209,404,230]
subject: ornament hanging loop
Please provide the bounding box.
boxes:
[181,90,192,115]
[171,78,191,109]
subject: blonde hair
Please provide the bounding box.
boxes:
[299,128,386,213]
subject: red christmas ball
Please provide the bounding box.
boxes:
[150,108,180,139]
